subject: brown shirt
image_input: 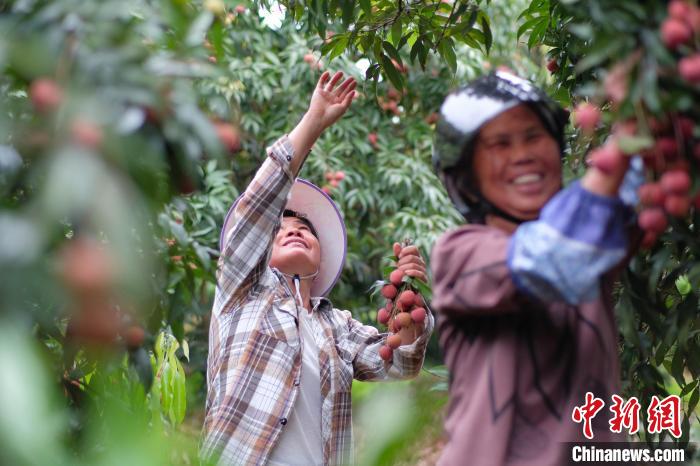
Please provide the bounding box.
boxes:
[431,224,626,466]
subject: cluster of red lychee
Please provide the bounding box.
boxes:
[661,0,700,83]
[303,52,324,71]
[321,170,345,195]
[377,87,402,116]
[60,237,145,350]
[29,78,104,150]
[376,266,427,362]
[574,103,698,248]
[635,114,698,247]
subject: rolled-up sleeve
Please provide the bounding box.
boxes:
[508,181,633,305]
[216,136,296,309]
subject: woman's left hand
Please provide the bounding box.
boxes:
[394,242,428,284]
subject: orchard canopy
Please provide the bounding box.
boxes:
[1,0,700,464]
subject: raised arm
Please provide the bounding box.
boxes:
[216,71,355,307]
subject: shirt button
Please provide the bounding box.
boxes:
[286,155,291,161]
[294,380,300,386]
[280,418,288,425]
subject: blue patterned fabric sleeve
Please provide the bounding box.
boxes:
[507,178,635,305]
[618,156,645,207]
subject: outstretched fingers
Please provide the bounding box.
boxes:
[316,71,331,90]
[325,71,344,92]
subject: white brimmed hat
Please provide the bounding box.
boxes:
[220,179,347,297]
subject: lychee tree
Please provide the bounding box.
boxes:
[519,0,700,446]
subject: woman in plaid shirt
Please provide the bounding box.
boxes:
[201,71,434,466]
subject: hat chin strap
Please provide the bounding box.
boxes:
[280,270,319,308]
[477,194,531,225]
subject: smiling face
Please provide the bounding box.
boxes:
[269,216,321,277]
[472,104,562,224]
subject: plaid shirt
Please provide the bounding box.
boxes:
[202,136,434,466]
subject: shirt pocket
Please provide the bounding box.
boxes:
[257,303,300,346]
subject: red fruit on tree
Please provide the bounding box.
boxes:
[67,304,121,346]
[387,333,402,349]
[71,119,103,149]
[690,8,700,34]
[377,308,390,325]
[334,171,345,181]
[235,4,247,14]
[589,144,624,174]
[638,208,668,233]
[324,171,334,181]
[655,137,679,159]
[321,186,332,195]
[389,269,404,287]
[668,0,692,20]
[368,132,378,146]
[396,312,412,329]
[410,307,426,324]
[30,78,63,113]
[330,179,340,188]
[665,195,691,217]
[679,54,700,83]
[214,122,241,152]
[60,239,114,295]
[381,284,398,299]
[124,325,145,349]
[303,53,315,64]
[638,183,665,206]
[425,112,439,125]
[675,117,695,140]
[387,88,401,100]
[573,103,601,134]
[398,290,415,308]
[640,231,659,250]
[379,345,393,361]
[661,18,692,49]
[546,58,559,73]
[660,170,691,194]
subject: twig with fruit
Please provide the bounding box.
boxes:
[373,239,431,361]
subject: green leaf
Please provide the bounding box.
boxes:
[676,275,692,297]
[359,0,371,15]
[329,35,349,61]
[379,53,404,90]
[680,380,698,398]
[575,39,625,73]
[672,346,686,387]
[616,135,654,155]
[381,41,402,65]
[478,13,492,53]
[689,387,700,414]
[186,11,214,47]
[517,16,545,41]
[341,0,355,26]
[438,38,457,73]
[390,19,402,46]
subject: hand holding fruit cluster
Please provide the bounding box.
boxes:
[376,241,429,361]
